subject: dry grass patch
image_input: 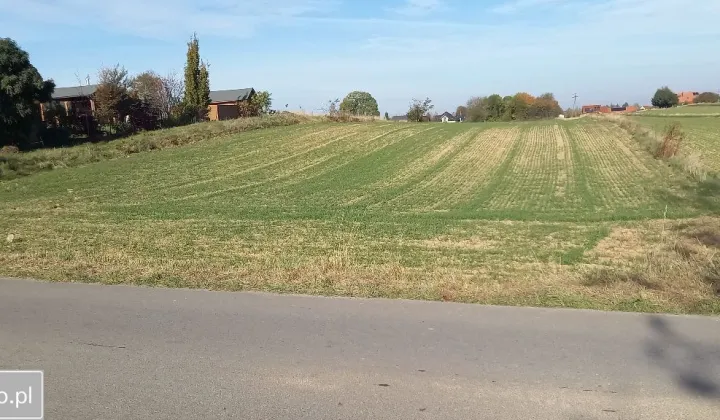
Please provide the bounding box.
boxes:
[582,217,720,309]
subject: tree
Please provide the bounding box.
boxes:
[466,96,488,122]
[455,105,467,120]
[486,94,505,121]
[407,97,433,122]
[182,33,210,120]
[622,102,629,107]
[197,60,210,118]
[323,98,340,117]
[251,90,272,115]
[384,111,389,120]
[528,92,563,119]
[183,33,200,106]
[651,86,679,108]
[0,38,55,146]
[93,64,131,125]
[130,71,165,119]
[694,92,720,104]
[508,92,535,120]
[339,91,380,116]
[160,72,185,120]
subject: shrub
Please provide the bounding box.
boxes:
[656,122,684,159]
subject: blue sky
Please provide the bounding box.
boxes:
[2,0,719,115]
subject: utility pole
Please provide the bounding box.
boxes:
[572,93,579,117]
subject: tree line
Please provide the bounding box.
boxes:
[1,34,272,150]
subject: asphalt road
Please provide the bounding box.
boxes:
[1,278,719,419]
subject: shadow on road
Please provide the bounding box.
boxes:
[645,315,720,399]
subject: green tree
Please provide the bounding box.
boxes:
[651,86,679,108]
[455,105,467,120]
[694,92,720,104]
[486,94,505,121]
[339,91,380,116]
[622,102,629,107]
[251,90,272,114]
[182,33,210,120]
[466,96,488,122]
[197,60,210,118]
[0,38,55,146]
[407,97,433,122]
[384,111,389,120]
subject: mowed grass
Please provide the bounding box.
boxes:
[1,118,719,314]
[630,116,720,173]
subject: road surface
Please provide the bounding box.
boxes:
[0,278,718,419]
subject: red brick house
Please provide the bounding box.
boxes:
[677,91,699,104]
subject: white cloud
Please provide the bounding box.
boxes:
[0,0,338,39]
[391,0,445,17]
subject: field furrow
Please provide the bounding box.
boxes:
[389,127,520,211]
[482,125,571,211]
[567,124,651,209]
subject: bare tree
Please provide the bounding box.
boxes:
[161,71,184,119]
[322,98,340,117]
[128,70,184,121]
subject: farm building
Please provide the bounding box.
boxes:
[581,105,611,114]
[582,104,637,114]
[41,84,98,121]
[677,91,699,104]
[41,84,257,122]
[207,88,256,121]
[391,115,408,122]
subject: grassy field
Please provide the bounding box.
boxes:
[2,118,720,314]
[635,104,720,117]
[630,115,720,173]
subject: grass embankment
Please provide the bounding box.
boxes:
[1,118,719,314]
[0,113,312,180]
[628,115,720,174]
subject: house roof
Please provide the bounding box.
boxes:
[440,112,455,119]
[209,88,255,103]
[51,84,98,99]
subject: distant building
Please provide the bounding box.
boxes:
[582,104,637,114]
[677,91,699,104]
[42,84,257,122]
[207,88,256,121]
[582,105,611,114]
[390,115,408,122]
[439,112,456,123]
[41,84,98,121]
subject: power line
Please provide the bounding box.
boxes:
[572,93,579,116]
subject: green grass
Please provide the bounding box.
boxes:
[0,113,310,180]
[630,115,720,173]
[1,118,719,314]
[635,104,720,117]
